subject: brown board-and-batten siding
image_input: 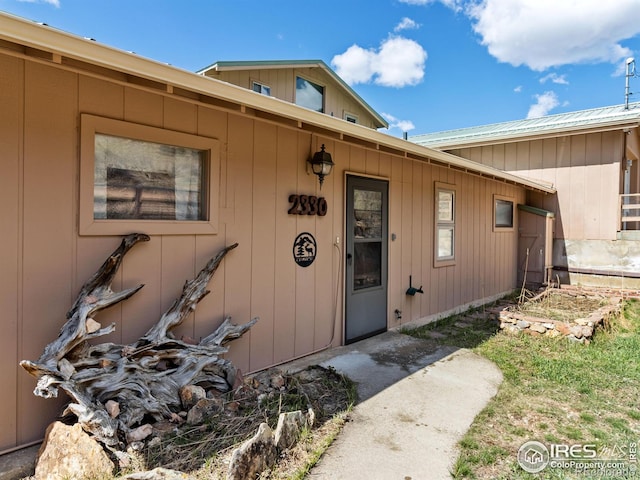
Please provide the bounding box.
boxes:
[209,66,380,129]
[386,158,524,328]
[449,131,623,241]
[0,47,527,451]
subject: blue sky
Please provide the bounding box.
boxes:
[2,0,640,137]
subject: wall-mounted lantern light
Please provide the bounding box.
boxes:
[308,144,334,188]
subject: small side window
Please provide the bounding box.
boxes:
[494,195,514,231]
[251,81,271,96]
[434,182,457,266]
[344,112,358,124]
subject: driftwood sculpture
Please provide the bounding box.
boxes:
[20,233,257,448]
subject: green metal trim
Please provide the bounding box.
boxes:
[518,204,555,218]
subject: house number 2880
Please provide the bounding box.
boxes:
[288,194,328,216]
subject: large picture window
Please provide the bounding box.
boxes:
[95,134,206,221]
[295,76,324,112]
[434,182,457,266]
[80,114,220,235]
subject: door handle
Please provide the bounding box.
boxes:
[346,253,352,266]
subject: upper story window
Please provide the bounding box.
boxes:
[344,112,358,124]
[80,114,220,236]
[295,76,324,113]
[252,81,271,96]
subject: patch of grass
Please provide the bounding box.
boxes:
[628,410,640,421]
[407,296,640,479]
[400,304,502,350]
[463,299,640,478]
[579,413,595,423]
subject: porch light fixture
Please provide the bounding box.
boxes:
[308,144,334,188]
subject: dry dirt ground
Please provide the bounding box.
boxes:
[132,365,356,479]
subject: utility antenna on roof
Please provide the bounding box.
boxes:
[625,57,636,110]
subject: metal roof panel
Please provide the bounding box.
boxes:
[411,103,640,148]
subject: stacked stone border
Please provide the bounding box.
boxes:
[492,286,630,344]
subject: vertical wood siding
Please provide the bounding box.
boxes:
[451,131,623,241]
[1,52,524,451]
[211,67,379,128]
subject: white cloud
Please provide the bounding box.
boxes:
[465,0,640,71]
[399,0,464,11]
[514,85,522,93]
[539,73,569,85]
[395,17,420,32]
[527,91,560,119]
[18,0,60,6]
[331,45,376,85]
[382,112,416,133]
[332,36,427,88]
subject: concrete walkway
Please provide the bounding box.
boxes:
[280,331,503,480]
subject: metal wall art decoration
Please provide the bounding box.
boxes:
[293,232,317,267]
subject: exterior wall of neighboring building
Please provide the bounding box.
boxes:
[0,47,526,452]
[205,66,380,129]
[448,131,624,241]
[446,131,640,286]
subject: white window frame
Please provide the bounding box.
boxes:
[251,80,271,96]
[344,112,358,124]
[434,182,457,266]
[79,114,220,236]
[493,194,515,232]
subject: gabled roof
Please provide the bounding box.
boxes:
[198,59,389,129]
[0,11,554,194]
[410,102,640,149]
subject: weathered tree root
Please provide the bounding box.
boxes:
[20,234,257,448]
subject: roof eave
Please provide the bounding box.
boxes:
[416,120,640,150]
[0,12,552,195]
[198,59,389,129]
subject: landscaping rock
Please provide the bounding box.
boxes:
[581,325,594,338]
[569,325,584,338]
[186,397,223,425]
[126,424,153,443]
[306,407,316,428]
[497,288,623,342]
[529,323,547,334]
[270,374,286,389]
[227,423,277,480]
[179,385,206,410]
[274,410,306,451]
[35,422,114,480]
[119,467,196,480]
[105,399,120,418]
